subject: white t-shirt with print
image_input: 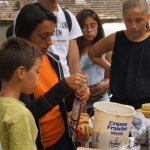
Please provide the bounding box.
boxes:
[48,5,83,77]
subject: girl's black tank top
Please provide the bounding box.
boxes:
[110,31,150,104]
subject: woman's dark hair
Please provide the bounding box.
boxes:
[15,2,57,39]
[76,9,104,56]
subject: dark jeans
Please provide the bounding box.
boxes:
[87,107,94,117]
[45,131,75,150]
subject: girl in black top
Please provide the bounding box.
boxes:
[89,0,150,109]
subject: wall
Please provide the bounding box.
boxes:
[0,25,9,44]
[102,22,126,36]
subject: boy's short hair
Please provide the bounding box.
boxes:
[0,37,42,81]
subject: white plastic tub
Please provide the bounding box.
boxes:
[92,102,136,150]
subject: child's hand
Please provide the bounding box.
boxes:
[89,82,106,101]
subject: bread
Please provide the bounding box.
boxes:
[136,103,150,118]
[141,103,150,111]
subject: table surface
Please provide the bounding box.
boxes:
[0,144,148,150]
[77,148,98,150]
[77,146,148,150]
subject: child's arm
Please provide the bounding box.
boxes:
[89,52,111,101]
[88,33,116,71]
[95,55,111,71]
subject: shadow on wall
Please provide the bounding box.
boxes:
[0,25,9,44]
[102,22,126,36]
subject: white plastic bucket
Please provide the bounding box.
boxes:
[92,102,136,150]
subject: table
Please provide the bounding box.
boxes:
[77,146,148,150]
[77,148,98,150]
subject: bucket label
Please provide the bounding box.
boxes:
[107,121,128,147]
[110,137,120,147]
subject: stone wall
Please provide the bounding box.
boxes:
[1,0,149,21]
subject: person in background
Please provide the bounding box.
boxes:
[0,37,42,150]
[38,0,83,77]
[76,9,110,117]
[6,0,85,111]
[89,0,150,109]
[7,0,83,78]
[14,3,90,150]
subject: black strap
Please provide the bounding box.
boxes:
[62,8,72,32]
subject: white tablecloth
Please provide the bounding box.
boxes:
[77,145,148,150]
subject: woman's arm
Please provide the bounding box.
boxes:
[20,80,73,121]
[30,73,88,120]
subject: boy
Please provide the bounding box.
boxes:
[38,0,83,77]
[0,37,42,150]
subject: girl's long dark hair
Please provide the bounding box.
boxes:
[76,9,104,56]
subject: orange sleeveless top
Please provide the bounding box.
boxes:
[34,55,65,148]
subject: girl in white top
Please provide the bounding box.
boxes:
[39,0,83,77]
[76,9,111,116]
[48,5,83,77]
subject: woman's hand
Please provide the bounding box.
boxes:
[64,73,88,90]
[79,87,90,105]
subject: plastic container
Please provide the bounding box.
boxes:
[71,89,87,124]
[92,102,136,150]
